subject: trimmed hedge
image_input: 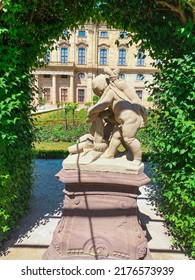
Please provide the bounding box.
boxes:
[34,149,69,159]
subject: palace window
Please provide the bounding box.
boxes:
[44,50,50,63]
[78,73,85,79]
[78,89,85,103]
[99,49,107,65]
[119,31,127,38]
[136,90,143,100]
[136,74,144,80]
[118,49,126,65]
[78,30,86,37]
[137,50,145,66]
[119,73,125,80]
[43,74,51,78]
[61,48,68,63]
[62,30,68,36]
[100,31,108,38]
[61,88,68,102]
[43,88,51,102]
[78,48,86,64]
[61,75,68,78]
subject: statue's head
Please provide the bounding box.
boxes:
[92,74,109,97]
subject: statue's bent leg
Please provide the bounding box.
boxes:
[101,128,121,159]
[122,123,142,165]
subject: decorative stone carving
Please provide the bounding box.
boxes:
[43,178,151,260]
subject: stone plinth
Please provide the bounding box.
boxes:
[43,168,152,260]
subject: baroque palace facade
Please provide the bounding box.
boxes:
[33,22,157,108]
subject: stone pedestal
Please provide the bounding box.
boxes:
[43,169,152,260]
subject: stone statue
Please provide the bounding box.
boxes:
[45,67,151,261]
[67,67,147,171]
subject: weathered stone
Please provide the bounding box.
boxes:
[43,69,152,260]
[43,169,152,260]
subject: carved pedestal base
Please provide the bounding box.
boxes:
[43,169,152,260]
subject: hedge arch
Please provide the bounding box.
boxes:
[0,0,194,257]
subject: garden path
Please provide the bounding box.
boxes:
[0,160,189,260]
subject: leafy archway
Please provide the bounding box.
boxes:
[0,0,194,257]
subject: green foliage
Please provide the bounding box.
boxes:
[34,108,87,123]
[94,0,195,258]
[95,0,195,59]
[35,121,91,142]
[0,0,97,243]
[0,0,194,258]
[92,94,100,104]
[38,97,46,106]
[64,102,78,126]
[146,53,195,258]
[34,149,69,159]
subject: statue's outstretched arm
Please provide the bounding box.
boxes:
[88,92,112,116]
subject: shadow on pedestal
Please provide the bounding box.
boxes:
[43,169,152,260]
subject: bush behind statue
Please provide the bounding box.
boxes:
[35,122,91,142]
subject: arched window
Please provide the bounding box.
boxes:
[119,73,125,80]
[136,74,144,80]
[78,73,85,79]
[99,49,107,65]
[61,48,68,63]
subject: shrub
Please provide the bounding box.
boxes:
[0,72,35,243]
[34,149,69,159]
[35,121,91,142]
[146,54,195,258]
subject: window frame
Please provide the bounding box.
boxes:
[136,74,144,80]
[119,31,127,38]
[78,72,85,79]
[118,49,126,66]
[78,89,85,103]
[137,50,145,66]
[61,47,68,63]
[78,47,86,64]
[60,88,68,102]
[43,87,51,102]
[43,74,51,78]
[100,31,108,38]
[119,73,125,80]
[78,30,86,37]
[99,48,108,65]
[135,89,143,100]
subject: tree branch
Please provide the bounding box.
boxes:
[187,0,195,23]
[155,0,187,24]
[0,0,3,10]
[28,9,35,24]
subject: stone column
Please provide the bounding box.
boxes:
[87,73,93,102]
[43,169,152,260]
[52,74,57,105]
[69,74,74,102]
[34,75,40,106]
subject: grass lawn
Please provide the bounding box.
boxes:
[34,141,149,161]
[34,141,74,159]
[33,108,87,123]
[34,141,74,151]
